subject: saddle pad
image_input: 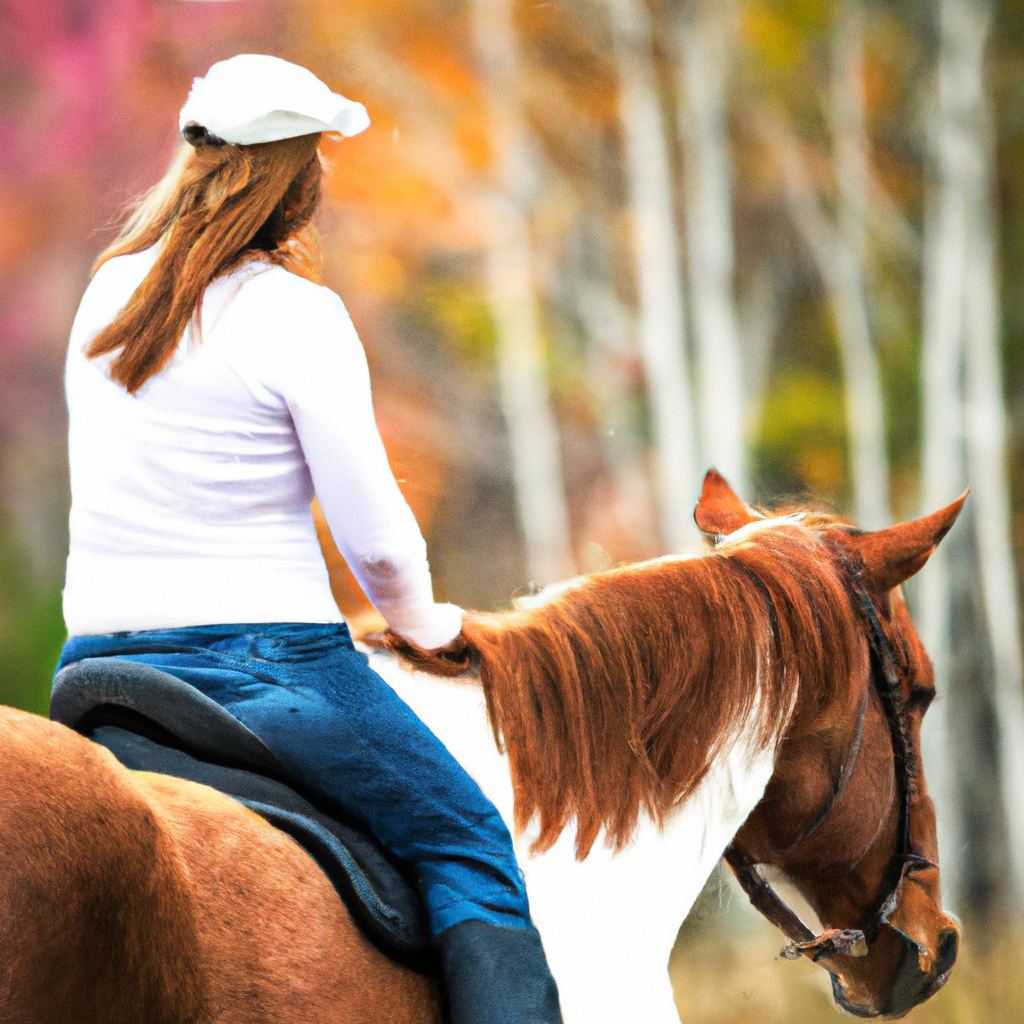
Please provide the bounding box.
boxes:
[85,719,434,972]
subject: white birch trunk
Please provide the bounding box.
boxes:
[676,7,748,495]
[575,279,660,561]
[575,279,645,478]
[918,80,970,918]
[953,0,1024,913]
[771,126,889,529]
[920,0,1024,913]
[830,0,891,529]
[469,0,575,585]
[602,0,700,551]
[963,162,1024,915]
[740,267,782,420]
[758,0,891,529]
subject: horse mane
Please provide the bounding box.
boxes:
[460,517,866,858]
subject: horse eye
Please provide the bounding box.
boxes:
[907,686,935,711]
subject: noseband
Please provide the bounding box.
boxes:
[724,555,932,966]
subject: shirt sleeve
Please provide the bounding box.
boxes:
[272,286,462,649]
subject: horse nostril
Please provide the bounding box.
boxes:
[935,928,959,975]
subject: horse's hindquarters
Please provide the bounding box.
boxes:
[0,707,207,1024]
[131,770,442,1022]
[0,706,440,1024]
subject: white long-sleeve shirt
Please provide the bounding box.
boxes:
[63,247,462,649]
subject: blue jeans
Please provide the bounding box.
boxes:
[56,622,531,936]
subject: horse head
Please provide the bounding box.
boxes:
[697,470,963,1018]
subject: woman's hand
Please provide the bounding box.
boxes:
[364,629,478,677]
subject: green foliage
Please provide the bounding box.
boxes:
[0,525,66,717]
[752,368,848,507]
[743,0,834,70]
[413,278,497,369]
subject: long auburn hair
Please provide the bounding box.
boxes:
[88,133,324,393]
[453,520,865,858]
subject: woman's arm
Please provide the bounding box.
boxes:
[277,286,462,650]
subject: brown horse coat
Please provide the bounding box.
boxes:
[0,707,438,1024]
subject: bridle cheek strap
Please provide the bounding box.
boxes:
[723,845,869,961]
[723,557,916,970]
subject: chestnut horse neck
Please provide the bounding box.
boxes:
[725,548,927,961]
[459,517,868,859]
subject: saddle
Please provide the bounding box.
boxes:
[49,658,433,972]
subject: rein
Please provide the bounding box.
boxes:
[724,552,926,965]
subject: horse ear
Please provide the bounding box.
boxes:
[846,491,968,592]
[694,469,763,536]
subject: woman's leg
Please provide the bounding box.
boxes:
[57,624,562,1023]
[217,638,532,935]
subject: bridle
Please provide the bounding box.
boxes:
[723,551,935,968]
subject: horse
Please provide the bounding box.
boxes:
[0,471,962,1023]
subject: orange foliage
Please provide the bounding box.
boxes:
[399,34,479,101]
[0,188,41,273]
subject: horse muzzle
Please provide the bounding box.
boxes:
[828,921,959,1018]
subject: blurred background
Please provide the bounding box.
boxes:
[2,0,1023,1018]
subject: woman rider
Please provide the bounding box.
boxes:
[55,54,561,1024]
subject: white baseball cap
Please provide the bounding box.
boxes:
[179,54,370,146]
